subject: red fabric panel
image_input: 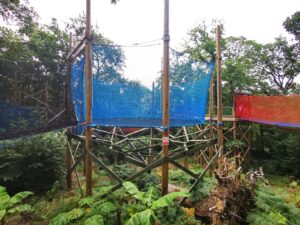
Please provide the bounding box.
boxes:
[235,95,300,127]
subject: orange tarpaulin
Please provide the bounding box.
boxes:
[235,94,300,128]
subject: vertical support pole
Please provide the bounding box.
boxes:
[246,124,251,164]
[209,71,214,176]
[66,33,73,191]
[66,133,73,190]
[161,0,170,196]
[85,0,93,196]
[148,128,154,165]
[183,126,189,168]
[232,95,238,154]
[216,25,224,162]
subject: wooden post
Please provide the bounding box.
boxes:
[85,0,93,196]
[161,0,170,196]
[216,25,224,162]
[66,134,73,190]
[148,128,154,165]
[66,33,73,190]
[246,124,251,164]
[209,70,214,176]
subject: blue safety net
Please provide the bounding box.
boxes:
[71,44,214,128]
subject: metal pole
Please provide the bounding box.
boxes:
[161,0,170,196]
[216,25,223,162]
[85,0,93,196]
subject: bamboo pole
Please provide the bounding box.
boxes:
[85,0,93,196]
[161,0,170,196]
[216,25,224,163]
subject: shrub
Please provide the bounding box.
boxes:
[247,184,300,225]
[0,186,33,224]
[169,170,191,187]
[0,132,66,194]
[112,164,160,191]
[190,176,217,202]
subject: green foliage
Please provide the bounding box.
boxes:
[190,176,217,202]
[0,132,66,194]
[49,208,85,225]
[283,11,300,43]
[0,186,33,223]
[125,209,155,225]
[225,139,245,150]
[255,37,300,95]
[113,164,160,191]
[78,197,95,208]
[0,0,37,31]
[48,192,117,225]
[253,125,300,178]
[289,181,298,188]
[122,181,190,225]
[84,215,104,225]
[169,170,191,187]
[247,184,300,225]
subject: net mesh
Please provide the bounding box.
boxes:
[71,44,214,128]
[0,47,75,141]
[235,94,300,128]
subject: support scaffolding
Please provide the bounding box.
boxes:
[65,126,217,196]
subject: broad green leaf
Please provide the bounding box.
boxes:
[66,208,85,221]
[122,181,143,202]
[84,215,104,225]
[0,209,6,221]
[151,192,190,210]
[10,191,33,206]
[7,204,33,214]
[79,197,95,207]
[49,208,85,225]
[143,187,158,207]
[0,186,10,210]
[49,213,69,225]
[125,209,155,225]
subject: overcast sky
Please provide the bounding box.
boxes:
[30,0,300,87]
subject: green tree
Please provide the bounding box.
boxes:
[0,0,37,34]
[222,36,261,104]
[283,11,300,43]
[255,37,300,95]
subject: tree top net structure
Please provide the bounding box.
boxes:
[71,44,214,129]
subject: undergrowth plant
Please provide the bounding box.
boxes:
[0,186,33,225]
[113,164,160,191]
[190,176,217,202]
[48,181,192,225]
[247,184,300,225]
[122,181,190,225]
[0,132,66,193]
